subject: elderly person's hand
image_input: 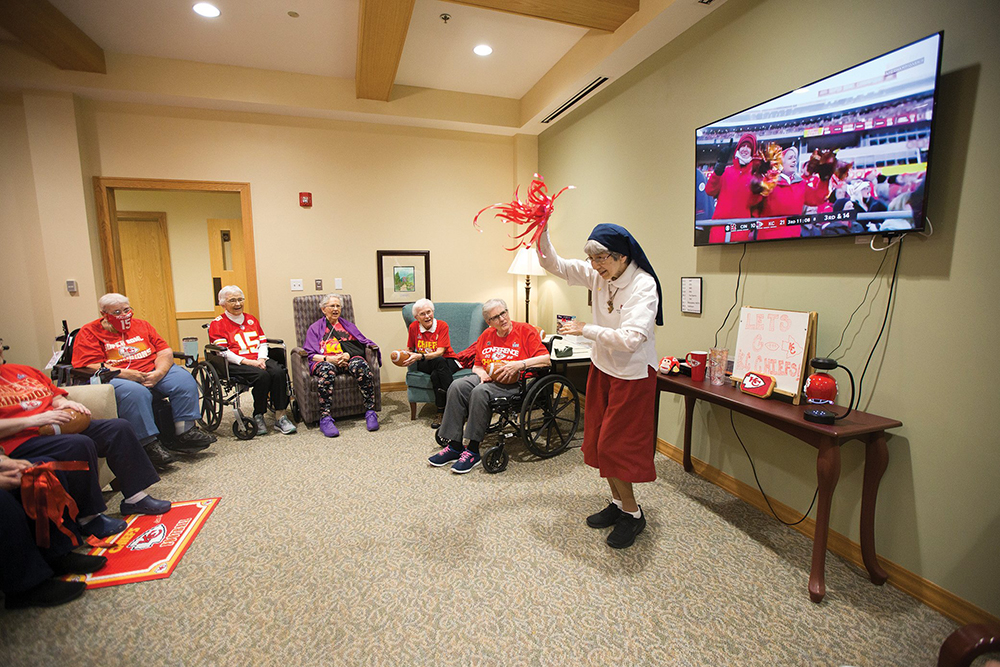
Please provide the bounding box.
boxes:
[333,353,350,368]
[22,410,76,429]
[244,358,267,369]
[0,455,31,492]
[402,353,420,367]
[556,319,586,336]
[494,362,522,384]
[473,367,492,383]
[141,370,166,388]
[51,397,91,416]
[116,368,148,384]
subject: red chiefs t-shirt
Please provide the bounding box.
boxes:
[406,320,456,359]
[208,313,268,361]
[0,364,68,454]
[475,321,547,370]
[72,318,168,373]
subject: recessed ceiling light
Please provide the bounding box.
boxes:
[474,44,493,57]
[193,3,221,18]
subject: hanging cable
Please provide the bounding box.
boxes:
[730,411,818,526]
[714,243,747,348]
[857,236,903,406]
[827,248,890,360]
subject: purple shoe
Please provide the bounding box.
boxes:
[365,410,379,432]
[319,416,339,437]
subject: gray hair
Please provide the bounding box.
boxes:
[412,298,434,314]
[98,293,129,313]
[482,298,507,320]
[218,285,244,305]
[321,293,342,308]
[583,239,625,261]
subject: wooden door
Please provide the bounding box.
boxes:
[117,211,180,350]
[207,219,250,315]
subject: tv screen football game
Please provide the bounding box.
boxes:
[695,32,942,246]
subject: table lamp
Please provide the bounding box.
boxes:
[803,357,855,425]
[507,247,546,324]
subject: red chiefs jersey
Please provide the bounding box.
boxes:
[406,320,456,359]
[0,364,68,454]
[208,313,268,361]
[72,318,168,373]
[475,321,547,370]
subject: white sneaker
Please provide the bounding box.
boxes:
[254,415,268,436]
[275,415,297,434]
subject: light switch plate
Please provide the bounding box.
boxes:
[335,278,343,290]
[315,279,323,291]
[290,279,303,291]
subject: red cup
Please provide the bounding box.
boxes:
[686,351,708,381]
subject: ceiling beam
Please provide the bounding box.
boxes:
[0,0,105,73]
[356,0,416,101]
[443,0,639,32]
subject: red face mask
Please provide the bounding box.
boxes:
[107,311,132,333]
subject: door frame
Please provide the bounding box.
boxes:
[93,177,259,322]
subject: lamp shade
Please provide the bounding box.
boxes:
[507,247,545,276]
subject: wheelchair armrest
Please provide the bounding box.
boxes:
[56,365,120,385]
[268,338,284,345]
[205,344,226,354]
[518,366,551,390]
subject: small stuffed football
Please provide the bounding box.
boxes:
[389,350,412,367]
[38,409,91,436]
[487,361,518,384]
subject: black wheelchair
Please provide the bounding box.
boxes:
[191,324,298,441]
[435,337,582,474]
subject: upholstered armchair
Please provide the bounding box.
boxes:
[290,294,382,424]
[63,384,117,489]
[401,301,487,420]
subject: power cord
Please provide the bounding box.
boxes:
[857,235,903,407]
[730,411,818,526]
[714,243,748,348]
[827,245,892,360]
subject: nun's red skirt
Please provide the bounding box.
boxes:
[581,364,657,483]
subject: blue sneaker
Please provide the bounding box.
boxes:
[450,450,481,474]
[428,445,462,467]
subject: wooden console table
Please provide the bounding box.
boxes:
[656,373,902,603]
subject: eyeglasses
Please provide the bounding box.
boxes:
[225,297,245,304]
[105,307,133,317]
[587,254,613,265]
[487,309,509,323]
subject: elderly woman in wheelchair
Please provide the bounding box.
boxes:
[207,286,296,436]
[427,298,554,474]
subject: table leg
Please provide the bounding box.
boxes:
[861,431,889,585]
[809,439,841,603]
[683,395,695,472]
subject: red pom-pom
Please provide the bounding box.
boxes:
[473,174,574,251]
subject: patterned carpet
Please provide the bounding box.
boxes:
[0,392,956,666]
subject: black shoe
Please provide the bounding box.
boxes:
[4,579,86,609]
[586,502,624,529]
[143,440,176,470]
[431,412,443,429]
[166,427,215,453]
[49,552,108,576]
[606,508,646,549]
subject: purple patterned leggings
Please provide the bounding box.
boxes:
[313,357,376,415]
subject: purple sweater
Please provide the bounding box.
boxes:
[303,317,381,373]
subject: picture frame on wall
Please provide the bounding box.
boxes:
[377,250,431,308]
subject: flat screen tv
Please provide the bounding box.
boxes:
[695,32,942,246]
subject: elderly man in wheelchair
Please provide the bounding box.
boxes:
[206,285,296,436]
[71,293,216,469]
[427,298,556,474]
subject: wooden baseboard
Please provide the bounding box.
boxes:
[656,438,999,627]
[381,382,407,392]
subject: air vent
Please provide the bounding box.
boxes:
[541,77,609,124]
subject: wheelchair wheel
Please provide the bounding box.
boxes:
[482,446,508,474]
[232,413,257,440]
[290,399,302,424]
[519,374,580,458]
[193,361,223,432]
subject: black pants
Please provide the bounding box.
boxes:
[415,357,460,409]
[227,358,290,416]
[2,452,91,594]
[12,418,160,511]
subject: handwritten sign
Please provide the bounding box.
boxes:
[732,307,815,403]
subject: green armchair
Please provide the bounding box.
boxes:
[402,302,487,420]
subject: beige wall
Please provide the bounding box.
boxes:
[538,0,1000,615]
[0,99,523,382]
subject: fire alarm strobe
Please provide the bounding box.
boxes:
[299,192,312,207]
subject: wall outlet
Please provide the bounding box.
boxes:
[315,279,323,291]
[290,279,303,291]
